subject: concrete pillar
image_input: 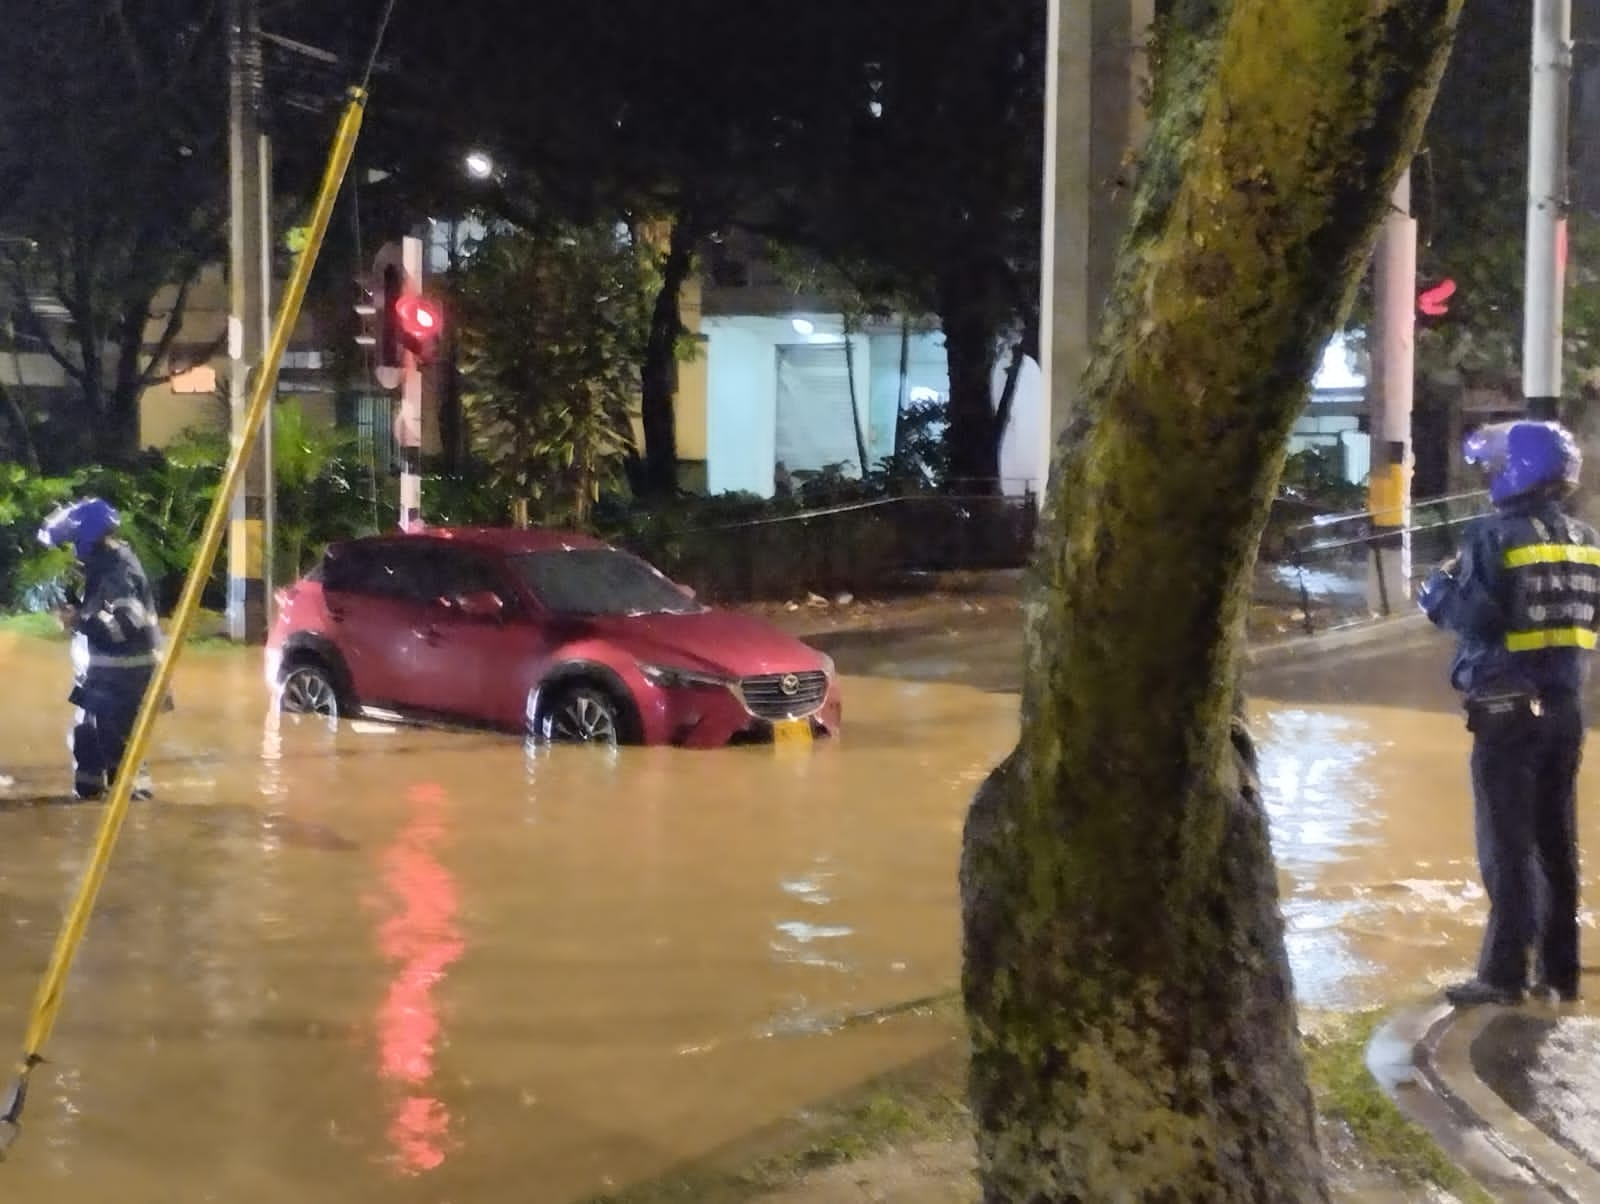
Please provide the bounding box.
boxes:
[1366,172,1416,614]
[1036,0,1153,497]
[227,0,274,643]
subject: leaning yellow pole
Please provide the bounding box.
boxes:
[0,86,368,1158]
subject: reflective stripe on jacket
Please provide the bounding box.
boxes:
[1501,520,1600,654]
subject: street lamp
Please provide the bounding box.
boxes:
[463,150,495,181]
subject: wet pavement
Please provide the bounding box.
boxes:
[0,614,1593,1200]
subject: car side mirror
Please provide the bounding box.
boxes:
[450,590,506,621]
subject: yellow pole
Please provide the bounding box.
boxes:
[0,86,368,1157]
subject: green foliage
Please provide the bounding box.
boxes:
[0,398,387,613]
[1304,1011,1496,1204]
[0,462,84,609]
[456,222,656,525]
[1410,0,1600,389]
[1277,446,1367,513]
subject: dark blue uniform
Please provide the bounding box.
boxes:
[1421,497,1600,999]
[68,541,161,800]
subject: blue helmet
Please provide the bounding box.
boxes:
[1462,420,1582,506]
[37,497,121,562]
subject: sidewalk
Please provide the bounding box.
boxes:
[1373,995,1600,1202]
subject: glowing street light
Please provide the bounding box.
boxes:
[463,151,495,181]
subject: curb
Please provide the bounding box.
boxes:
[1368,1002,1600,1203]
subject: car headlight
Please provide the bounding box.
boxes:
[639,663,734,690]
[819,653,835,676]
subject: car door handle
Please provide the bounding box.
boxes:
[413,625,442,645]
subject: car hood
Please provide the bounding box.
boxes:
[578,610,829,678]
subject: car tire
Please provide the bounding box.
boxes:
[532,682,627,746]
[278,658,345,722]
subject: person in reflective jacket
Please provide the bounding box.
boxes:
[38,498,162,801]
[1420,420,1599,1006]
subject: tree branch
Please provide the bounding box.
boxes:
[2,254,90,390]
[137,273,195,387]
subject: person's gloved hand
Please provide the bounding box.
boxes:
[1418,566,1453,618]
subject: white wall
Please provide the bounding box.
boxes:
[705,319,776,496]
[705,314,873,497]
[995,353,1045,498]
[707,313,1051,499]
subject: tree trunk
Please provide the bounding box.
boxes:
[842,329,870,477]
[939,274,1001,493]
[103,303,150,461]
[893,315,911,460]
[639,212,698,498]
[0,382,39,471]
[959,1,1461,1200]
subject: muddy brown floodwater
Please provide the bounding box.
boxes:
[0,623,1596,1202]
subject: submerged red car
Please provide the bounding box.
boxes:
[265,528,841,747]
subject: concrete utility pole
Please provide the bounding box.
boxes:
[226,0,274,642]
[1366,172,1417,614]
[1523,0,1572,421]
[1036,0,1153,499]
[397,234,424,531]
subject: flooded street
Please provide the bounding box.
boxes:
[0,621,1593,1200]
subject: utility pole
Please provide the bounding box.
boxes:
[1524,0,1572,421]
[226,0,274,642]
[1037,0,1153,500]
[398,234,424,531]
[1366,172,1416,614]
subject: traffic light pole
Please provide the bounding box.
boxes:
[1365,171,1416,615]
[226,0,274,642]
[398,234,424,531]
[1524,0,1571,421]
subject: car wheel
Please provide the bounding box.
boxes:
[279,661,342,721]
[535,683,623,745]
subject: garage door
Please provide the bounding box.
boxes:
[775,344,863,475]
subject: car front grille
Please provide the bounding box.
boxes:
[739,670,829,720]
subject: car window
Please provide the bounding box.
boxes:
[416,546,509,603]
[321,543,434,603]
[507,549,701,616]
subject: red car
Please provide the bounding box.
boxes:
[265,528,841,747]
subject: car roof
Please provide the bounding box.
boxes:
[334,527,613,556]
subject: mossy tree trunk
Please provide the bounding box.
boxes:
[960,2,1461,1201]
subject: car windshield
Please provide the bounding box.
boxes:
[508,549,702,616]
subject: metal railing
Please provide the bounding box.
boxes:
[616,488,1040,600]
[1263,490,1493,636]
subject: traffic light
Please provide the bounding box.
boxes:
[393,291,444,362]
[377,263,443,367]
[353,275,379,351]
[1417,277,1456,319]
[379,262,405,371]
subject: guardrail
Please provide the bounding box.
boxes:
[1264,490,1493,636]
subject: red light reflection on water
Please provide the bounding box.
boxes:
[374,780,464,1173]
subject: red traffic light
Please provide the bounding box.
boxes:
[394,293,443,342]
[1417,278,1456,318]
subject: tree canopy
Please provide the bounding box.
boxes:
[0,0,229,461]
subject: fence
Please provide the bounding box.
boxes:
[618,490,1040,601]
[1260,489,1493,636]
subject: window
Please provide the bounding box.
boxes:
[417,545,510,603]
[323,541,512,608]
[507,549,699,616]
[322,543,432,602]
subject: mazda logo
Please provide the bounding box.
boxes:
[780,674,800,696]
